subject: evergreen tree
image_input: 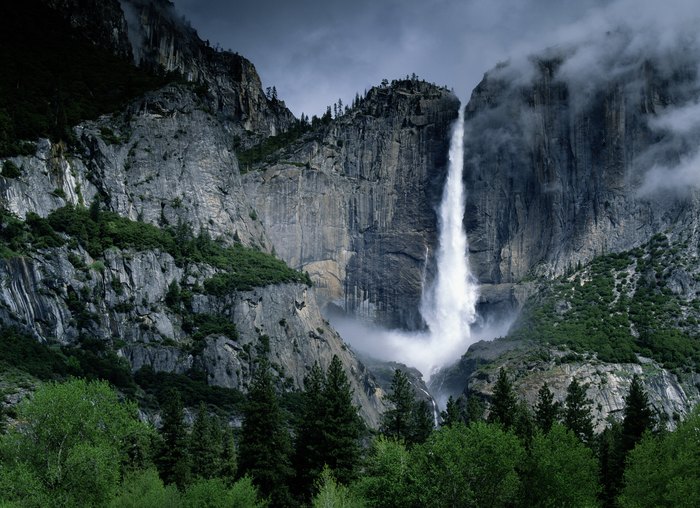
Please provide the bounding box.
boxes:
[293,362,326,500]
[238,359,293,506]
[189,403,224,480]
[294,357,363,500]
[408,399,434,445]
[488,368,517,430]
[563,378,594,445]
[322,355,363,484]
[534,382,560,433]
[381,369,415,442]
[598,421,622,507]
[605,375,655,505]
[620,375,654,455]
[220,425,237,483]
[465,395,485,424]
[381,369,434,446]
[157,389,191,489]
[440,396,463,427]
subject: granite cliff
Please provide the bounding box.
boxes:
[243,80,459,329]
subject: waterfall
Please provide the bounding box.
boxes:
[420,106,478,377]
[329,106,479,382]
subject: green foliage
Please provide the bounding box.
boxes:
[1,160,21,178]
[534,382,560,433]
[182,477,267,508]
[353,437,412,508]
[522,424,600,507]
[312,466,365,508]
[380,369,433,446]
[188,404,228,481]
[488,368,518,430]
[236,122,311,171]
[410,422,524,508]
[0,379,152,507]
[0,326,137,396]
[238,360,294,506]
[439,395,464,427]
[109,469,181,508]
[156,389,191,489]
[620,407,700,507]
[509,240,700,369]
[563,378,595,445]
[133,367,245,413]
[202,243,311,294]
[294,358,363,501]
[0,0,173,156]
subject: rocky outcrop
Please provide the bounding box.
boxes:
[244,81,460,329]
[0,245,385,425]
[450,341,700,431]
[0,85,269,248]
[118,0,296,139]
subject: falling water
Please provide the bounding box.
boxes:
[419,106,478,377]
[330,107,479,381]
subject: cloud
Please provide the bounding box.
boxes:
[171,0,608,116]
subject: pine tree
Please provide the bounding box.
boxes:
[604,375,655,505]
[157,389,191,488]
[620,375,654,454]
[220,425,237,482]
[488,369,517,430]
[294,357,363,500]
[563,378,594,445]
[409,399,434,445]
[189,403,225,480]
[322,355,363,483]
[381,369,415,441]
[465,395,485,424]
[293,362,327,500]
[535,382,560,433]
[440,396,463,427]
[239,359,293,506]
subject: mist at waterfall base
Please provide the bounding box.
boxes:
[331,110,490,381]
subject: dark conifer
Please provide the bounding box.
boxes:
[189,403,225,480]
[535,382,560,433]
[156,389,191,488]
[488,368,517,430]
[293,362,327,500]
[381,369,414,441]
[322,355,363,483]
[563,378,594,445]
[238,359,293,506]
[409,399,435,445]
[620,375,654,454]
[440,395,463,427]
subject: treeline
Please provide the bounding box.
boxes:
[1,362,698,507]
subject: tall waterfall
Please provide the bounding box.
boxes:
[419,107,478,377]
[330,107,479,381]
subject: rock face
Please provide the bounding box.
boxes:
[244,81,459,329]
[448,341,700,431]
[0,246,385,425]
[0,0,387,426]
[463,53,700,295]
[1,86,269,249]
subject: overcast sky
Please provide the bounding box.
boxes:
[171,0,691,117]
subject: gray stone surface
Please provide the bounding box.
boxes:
[244,81,459,329]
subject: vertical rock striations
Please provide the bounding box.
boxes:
[244,81,459,329]
[463,53,700,297]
